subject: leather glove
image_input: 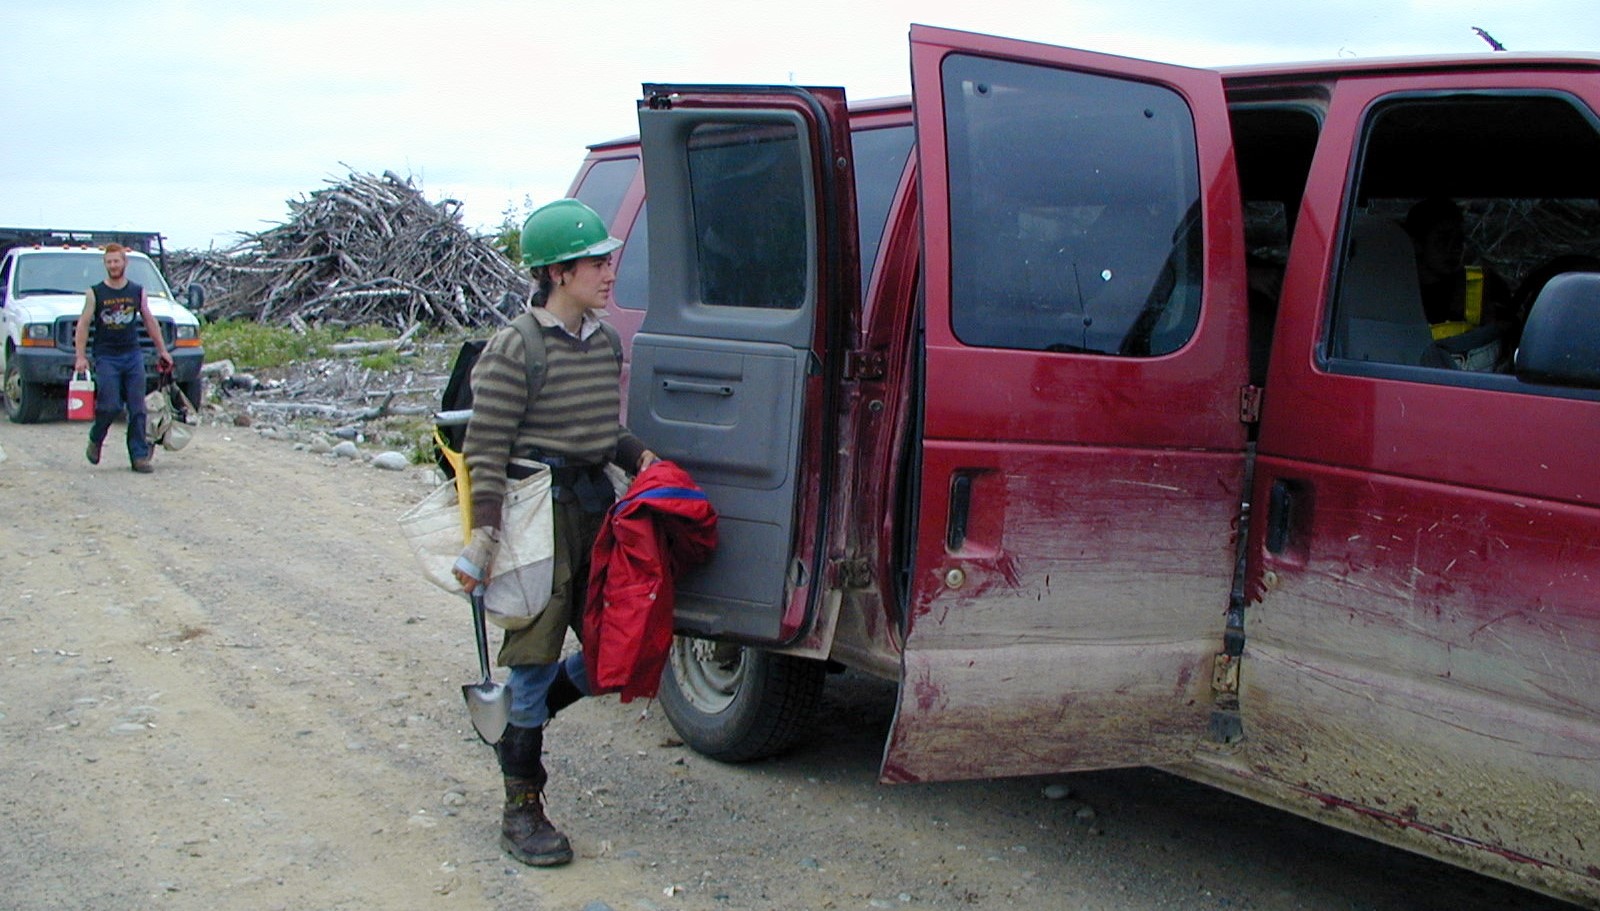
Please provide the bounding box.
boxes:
[453,526,501,589]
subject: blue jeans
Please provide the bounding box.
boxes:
[508,651,589,728]
[89,349,149,461]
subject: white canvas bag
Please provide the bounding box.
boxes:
[399,459,555,630]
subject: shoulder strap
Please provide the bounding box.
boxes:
[598,320,623,370]
[511,312,548,403]
[511,313,624,406]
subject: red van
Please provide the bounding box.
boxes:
[567,25,1600,906]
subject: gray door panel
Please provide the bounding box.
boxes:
[629,333,806,641]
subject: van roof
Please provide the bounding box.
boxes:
[1219,50,1600,84]
[583,50,1600,153]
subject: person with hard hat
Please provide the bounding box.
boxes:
[452,198,657,867]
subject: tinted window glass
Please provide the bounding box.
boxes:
[1329,93,1600,390]
[687,120,808,309]
[614,202,649,311]
[852,125,914,292]
[942,55,1202,356]
[573,157,638,227]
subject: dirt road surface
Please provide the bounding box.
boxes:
[0,418,1583,911]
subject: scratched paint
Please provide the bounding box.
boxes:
[1244,464,1600,906]
[883,444,1243,783]
[1227,645,1599,904]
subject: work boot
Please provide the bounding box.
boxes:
[86,438,102,465]
[500,777,573,866]
[546,664,585,720]
[495,724,573,866]
[131,458,153,473]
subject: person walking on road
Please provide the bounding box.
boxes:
[452,198,657,867]
[74,243,173,473]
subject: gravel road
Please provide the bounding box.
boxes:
[0,417,1583,911]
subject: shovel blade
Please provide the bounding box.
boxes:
[462,681,511,745]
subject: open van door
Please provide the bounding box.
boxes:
[884,26,1251,782]
[629,85,859,646]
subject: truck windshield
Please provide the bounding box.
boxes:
[15,252,173,299]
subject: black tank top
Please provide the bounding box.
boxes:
[91,281,144,354]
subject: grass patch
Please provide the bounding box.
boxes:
[203,321,407,369]
[203,320,334,367]
[358,350,406,371]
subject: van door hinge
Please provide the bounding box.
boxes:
[1239,384,1263,424]
[830,558,873,589]
[845,350,886,380]
[1210,652,1240,695]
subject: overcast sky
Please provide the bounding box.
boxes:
[2,0,1597,250]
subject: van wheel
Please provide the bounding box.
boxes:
[659,637,825,763]
[3,357,45,424]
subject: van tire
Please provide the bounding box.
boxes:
[4,357,46,424]
[659,637,825,763]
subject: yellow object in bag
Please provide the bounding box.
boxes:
[434,428,473,545]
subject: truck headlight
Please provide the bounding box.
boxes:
[20,323,54,346]
[174,324,201,347]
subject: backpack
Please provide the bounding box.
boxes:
[435,312,623,479]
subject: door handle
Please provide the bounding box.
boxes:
[660,379,734,396]
[1265,478,1300,555]
[947,472,973,550]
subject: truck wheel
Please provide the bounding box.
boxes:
[659,636,825,763]
[3,356,46,424]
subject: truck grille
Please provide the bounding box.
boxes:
[53,317,175,349]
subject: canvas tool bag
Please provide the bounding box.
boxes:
[145,384,175,446]
[161,383,196,451]
[399,458,555,630]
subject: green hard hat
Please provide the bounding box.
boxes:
[519,198,623,268]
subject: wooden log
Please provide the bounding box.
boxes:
[328,323,420,354]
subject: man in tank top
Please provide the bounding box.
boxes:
[73,243,174,472]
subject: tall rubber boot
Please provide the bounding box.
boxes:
[546,663,585,720]
[495,725,573,866]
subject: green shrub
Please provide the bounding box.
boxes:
[203,320,330,368]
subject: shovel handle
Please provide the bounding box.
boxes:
[470,589,494,682]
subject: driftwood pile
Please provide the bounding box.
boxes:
[171,170,529,331]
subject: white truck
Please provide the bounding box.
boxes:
[0,228,204,423]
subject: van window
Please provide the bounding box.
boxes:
[941,54,1203,356]
[623,125,913,313]
[614,202,649,311]
[852,125,914,293]
[1328,92,1600,386]
[573,157,638,227]
[686,120,809,309]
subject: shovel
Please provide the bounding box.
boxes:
[462,589,511,745]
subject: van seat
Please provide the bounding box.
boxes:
[1333,215,1434,365]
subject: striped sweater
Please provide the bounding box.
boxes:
[463,309,643,529]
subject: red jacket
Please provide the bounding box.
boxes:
[583,461,717,701]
